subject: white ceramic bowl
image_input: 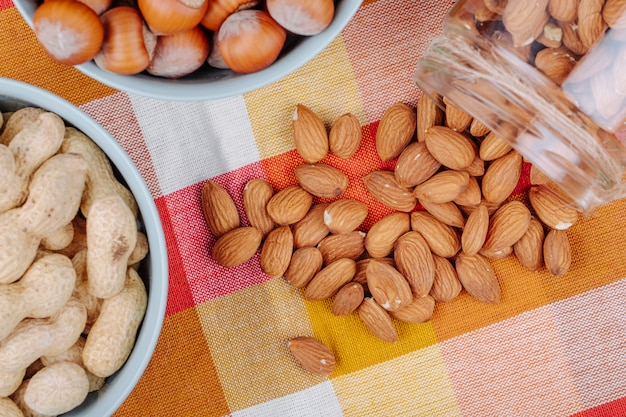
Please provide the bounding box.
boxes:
[13,0,362,101]
[0,77,168,417]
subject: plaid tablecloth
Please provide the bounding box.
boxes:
[3,1,626,416]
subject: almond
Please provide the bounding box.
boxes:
[417,92,444,142]
[603,0,626,28]
[453,176,482,207]
[292,203,330,248]
[317,231,365,265]
[543,229,572,276]
[389,295,435,323]
[410,211,461,258]
[243,178,275,236]
[528,185,579,230]
[419,199,465,228]
[212,226,263,267]
[461,203,489,256]
[284,247,324,288]
[364,212,410,258]
[424,126,476,170]
[443,97,473,132]
[578,0,607,48]
[266,185,313,226]
[357,297,398,343]
[455,252,501,304]
[513,217,545,272]
[479,245,513,259]
[558,20,589,56]
[430,254,462,303]
[413,170,470,204]
[502,0,550,47]
[353,257,395,291]
[305,258,357,301]
[535,47,577,85]
[294,163,348,198]
[484,0,507,13]
[481,150,523,205]
[288,336,335,376]
[323,199,368,234]
[362,170,417,212]
[483,201,532,251]
[394,141,441,188]
[331,282,364,316]
[549,0,578,22]
[479,131,512,161]
[260,226,294,277]
[329,113,362,158]
[201,180,240,237]
[459,198,502,217]
[366,259,412,312]
[469,118,491,137]
[292,104,328,163]
[375,102,416,161]
[393,231,435,297]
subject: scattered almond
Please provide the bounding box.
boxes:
[294,163,348,198]
[305,258,357,301]
[443,97,473,132]
[543,229,572,276]
[317,231,366,265]
[288,336,336,376]
[266,185,313,226]
[366,259,413,312]
[413,170,470,204]
[481,150,523,205]
[357,297,398,343]
[362,170,416,212]
[479,131,512,161]
[375,102,416,161]
[394,141,441,188]
[331,282,364,316]
[292,203,330,248]
[243,178,275,236]
[411,211,461,258]
[201,180,240,237]
[430,255,463,302]
[424,126,476,170]
[461,203,489,256]
[260,226,294,277]
[528,185,579,230]
[389,295,436,323]
[453,176,482,207]
[364,212,411,258]
[419,199,465,228]
[469,118,490,137]
[292,104,329,163]
[417,92,444,142]
[212,226,263,268]
[393,231,435,297]
[513,217,545,272]
[483,200,532,252]
[502,0,549,47]
[284,247,324,288]
[455,252,501,304]
[353,257,395,291]
[323,199,368,234]
[329,113,362,158]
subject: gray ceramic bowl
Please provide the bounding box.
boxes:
[0,77,168,417]
[13,0,362,101]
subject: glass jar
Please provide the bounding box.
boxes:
[413,0,626,213]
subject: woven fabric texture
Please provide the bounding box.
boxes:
[2,1,626,416]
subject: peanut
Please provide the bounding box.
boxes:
[24,362,89,416]
[0,153,87,285]
[0,397,23,417]
[86,194,138,299]
[40,222,74,252]
[0,253,76,342]
[42,337,105,392]
[0,107,45,145]
[0,368,25,397]
[10,379,47,417]
[61,127,138,218]
[83,268,147,378]
[71,249,102,332]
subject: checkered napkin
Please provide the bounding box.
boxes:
[2,0,626,416]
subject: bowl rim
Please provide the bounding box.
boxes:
[13,0,363,101]
[0,77,169,417]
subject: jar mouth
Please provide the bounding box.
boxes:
[413,32,626,213]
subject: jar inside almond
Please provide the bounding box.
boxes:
[413,0,626,213]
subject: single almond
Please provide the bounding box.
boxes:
[543,229,572,276]
[483,200,532,251]
[462,155,486,177]
[453,176,482,207]
[362,170,417,212]
[394,141,441,188]
[212,226,262,267]
[317,231,366,265]
[366,258,412,312]
[389,295,436,323]
[455,252,501,304]
[410,211,461,258]
[469,118,490,137]
[424,126,476,170]
[393,231,436,297]
[481,150,523,205]
[461,203,489,256]
[479,245,514,259]
[549,0,578,22]
[260,226,294,277]
[502,0,550,47]
[201,180,240,237]
[305,258,357,301]
[266,185,313,226]
[294,163,348,198]
[364,212,411,258]
[419,199,465,228]
[513,217,545,272]
[578,0,607,48]
[331,282,364,316]
[603,0,626,28]
[375,102,416,161]
[293,104,329,163]
[443,97,473,132]
[288,336,335,376]
[430,254,462,303]
[528,184,579,230]
[479,131,512,161]
[459,198,502,217]
[353,257,395,292]
[243,178,275,236]
[292,203,330,248]
[535,47,577,85]
[329,113,362,158]
[413,170,470,204]
[284,246,324,288]
[417,92,444,142]
[357,297,398,343]
[558,20,589,56]
[323,199,368,234]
